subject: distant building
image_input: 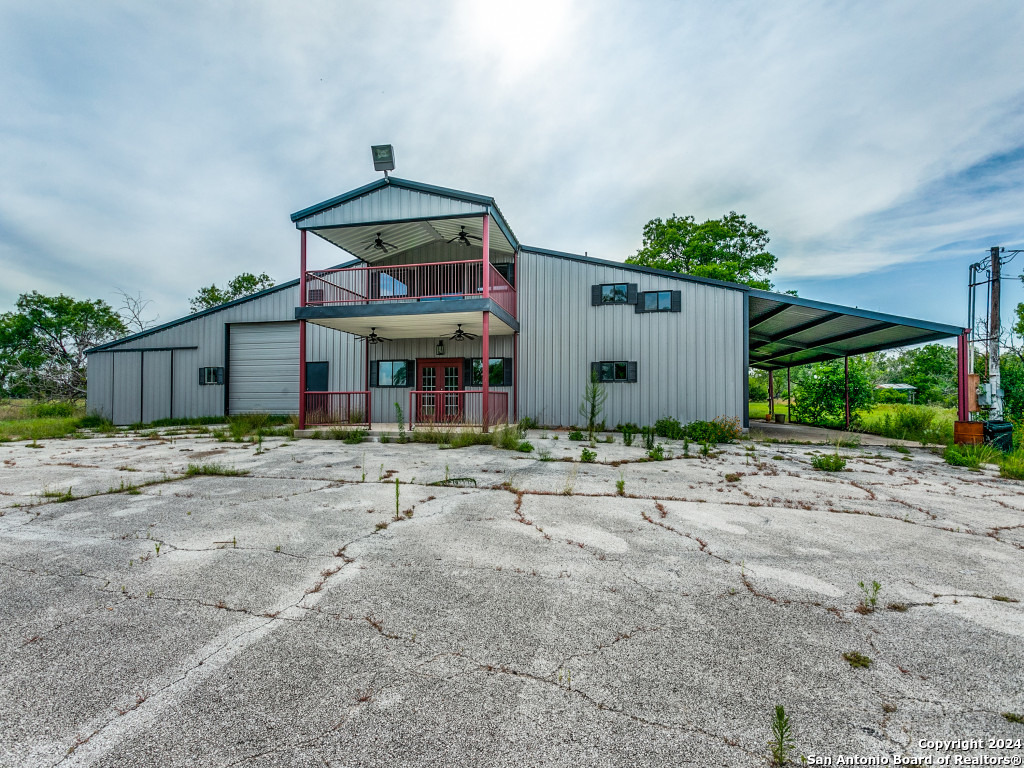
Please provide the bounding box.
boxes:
[876,383,917,403]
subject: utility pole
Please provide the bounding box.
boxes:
[989,245,1003,420]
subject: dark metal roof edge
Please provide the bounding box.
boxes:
[519,246,751,292]
[291,177,520,251]
[87,260,361,354]
[748,289,965,337]
[751,330,957,370]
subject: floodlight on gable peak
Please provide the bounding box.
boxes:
[371,144,395,176]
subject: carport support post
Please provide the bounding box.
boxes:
[844,356,851,430]
[787,367,791,421]
[767,370,774,417]
[957,329,969,422]
[482,311,490,432]
[299,230,307,430]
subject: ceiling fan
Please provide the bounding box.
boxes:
[358,327,390,345]
[365,232,397,254]
[449,324,477,341]
[446,226,481,247]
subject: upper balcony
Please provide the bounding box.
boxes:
[304,259,516,319]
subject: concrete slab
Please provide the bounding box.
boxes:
[0,430,1021,767]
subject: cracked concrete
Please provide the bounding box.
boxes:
[0,429,1022,767]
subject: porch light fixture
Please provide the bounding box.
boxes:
[435,339,445,356]
[371,144,395,176]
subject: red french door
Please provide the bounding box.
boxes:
[417,359,463,422]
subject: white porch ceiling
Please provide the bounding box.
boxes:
[309,215,515,265]
[307,310,516,339]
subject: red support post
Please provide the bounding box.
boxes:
[768,370,774,417]
[957,329,969,423]
[513,330,519,422]
[482,311,490,432]
[298,230,307,431]
[481,215,490,300]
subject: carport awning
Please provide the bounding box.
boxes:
[748,290,964,371]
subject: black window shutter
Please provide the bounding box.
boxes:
[216,367,224,385]
[627,284,638,305]
[591,284,602,306]
[463,358,474,388]
[635,293,645,314]
[198,368,204,386]
[626,361,638,383]
[406,360,416,388]
[502,358,513,386]
[590,362,600,381]
[670,290,681,312]
[369,361,379,388]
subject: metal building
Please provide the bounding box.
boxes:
[87,176,964,428]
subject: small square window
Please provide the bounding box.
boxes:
[471,358,504,386]
[601,284,629,303]
[377,361,408,387]
[595,361,634,383]
[643,291,672,312]
[199,367,223,385]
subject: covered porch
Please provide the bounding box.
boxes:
[290,177,523,431]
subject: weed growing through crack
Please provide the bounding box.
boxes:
[580,447,597,463]
[767,705,797,766]
[395,402,407,443]
[394,477,401,521]
[725,472,742,483]
[274,544,281,553]
[843,651,872,669]
[557,668,572,689]
[361,453,366,483]
[648,444,665,461]
[562,463,578,496]
[154,542,161,557]
[185,463,247,477]
[615,470,625,496]
[857,580,881,612]
[1003,712,1024,724]
[42,487,75,503]
[811,453,846,472]
[378,464,385,482]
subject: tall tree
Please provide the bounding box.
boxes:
[626,211,778,289]
[189,272,275,313]
[0,292,126,400]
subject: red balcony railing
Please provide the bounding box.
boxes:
[305,259,515,317]
[408,390,509,429]
[304,391,371,428]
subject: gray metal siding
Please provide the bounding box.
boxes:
[112,352,142,425]
[517,250,744,428]
[141,351,171,423]
[85,352,114,419]
[298,185,486,229]
[229,323,300,414]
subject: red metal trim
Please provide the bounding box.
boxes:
[482,215,490,300]
[298,320,307,430]
[303,391,371,427]
[406,390,508,428]
[482,311,490,432]
[957,330,969,422]
[513,330,519,422]
[300,230,307,308]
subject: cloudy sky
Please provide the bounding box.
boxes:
[2,0,1023,329]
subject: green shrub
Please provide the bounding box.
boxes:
[683,416,742,444]
[653,416,685,440]
[493,424,521,451]
[648,444,665,461]
[568,429,585,441]
[29,401,76,418]
[619,423,635,446]
[517,440,534,453]
[641,426,656,451]
[943,443,1000,469]
[580,447,597,463]
[811,453,846,471]
[518,416,539,431]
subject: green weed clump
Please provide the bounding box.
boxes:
[29,401,77,418]
[517,441,534,453]
[811,453,846,472]
[568,429,585,441]
[185,463,247,476]
[843,651,872,669]
[943,443,1001,470]
[580,447,597,463]
[767,705,797,766]
[658,415,742,444]
[493,424,521,451]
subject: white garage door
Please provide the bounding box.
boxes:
[228,322,300,414]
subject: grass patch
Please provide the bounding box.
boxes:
[859,404,955,445]
[999,451,1024,480]
[943,443,1001,470]
[1004,712,1024,724]
[185,463,248,477]
[811,453,846,471]
[842,651,872,669]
